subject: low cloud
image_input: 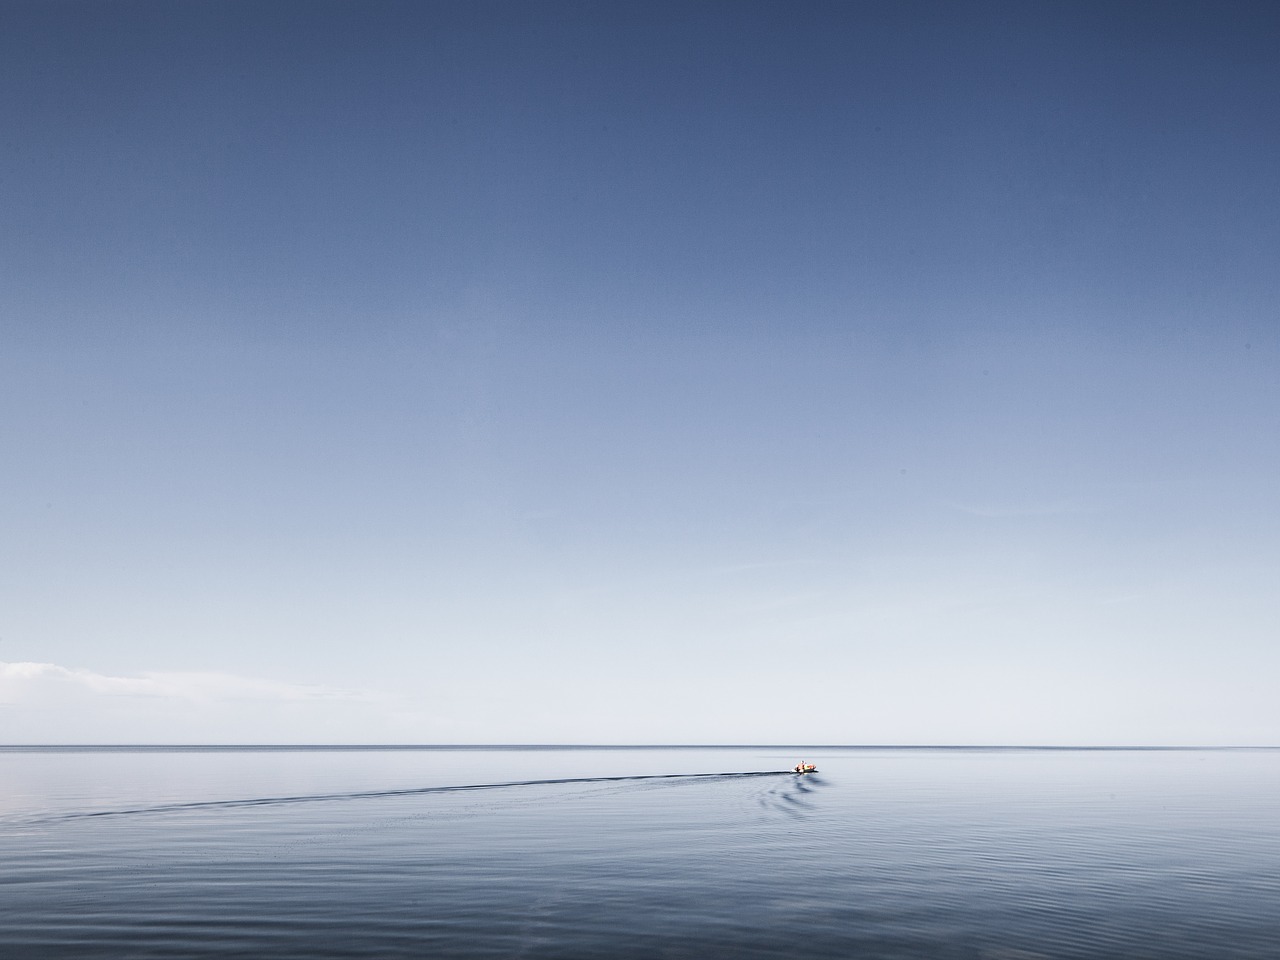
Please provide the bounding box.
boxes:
[0,660,432,742]
[0,661,377,705]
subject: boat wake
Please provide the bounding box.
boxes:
[755,771,826,818]
[28,770,791,825]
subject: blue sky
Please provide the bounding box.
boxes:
[2,1,1277,744]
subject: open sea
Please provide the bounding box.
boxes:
[2,745,1278,958]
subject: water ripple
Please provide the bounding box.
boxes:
[756,773,827,818]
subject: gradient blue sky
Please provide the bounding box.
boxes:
[2,1,1277,744]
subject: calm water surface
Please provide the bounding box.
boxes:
[2,746,1277,958]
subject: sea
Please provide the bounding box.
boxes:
[2,745,1277,959]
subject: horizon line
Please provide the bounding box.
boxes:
[2,743,1277,751]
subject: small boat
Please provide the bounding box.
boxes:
[792,763,817,774]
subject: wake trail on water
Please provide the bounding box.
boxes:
[755,771,826,818]
[27,771,791,825]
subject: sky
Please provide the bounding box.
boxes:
[2,1,1277,745]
